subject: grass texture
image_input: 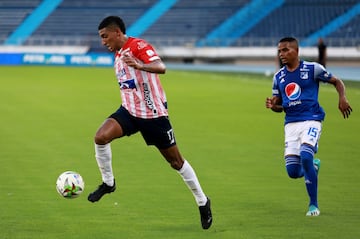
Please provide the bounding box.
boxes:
[0,65,359,239]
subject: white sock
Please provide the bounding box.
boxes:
[95,143,114,186]
[178,160,207,206]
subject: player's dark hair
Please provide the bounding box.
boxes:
[279,37,298,46]
[98,16,126,34]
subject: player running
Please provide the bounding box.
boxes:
[265,37,352,216]
[87,16,212,230]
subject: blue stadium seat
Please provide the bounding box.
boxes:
[141,0,249,46]
[1,0,359,47]
[0,0,42,43]
[241,0,358,46]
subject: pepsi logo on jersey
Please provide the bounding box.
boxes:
[285,83,301,100]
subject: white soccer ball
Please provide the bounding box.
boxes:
[56,171,85,199]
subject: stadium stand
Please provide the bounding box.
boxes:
[28,0,159,48]
[0,0,359,48]
[324,7,360,46]
[329,14,360,39]
[141,0,249,47]
[5,0,62,45]
[195,0,285,47]
[0,0,42,43]
[241,0,359,47]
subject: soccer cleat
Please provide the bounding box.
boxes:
[306,205,320,216]
[199,197,213,229]
[313,158,321,174]
[88,180,116,202]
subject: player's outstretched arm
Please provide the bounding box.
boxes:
[329,76,352,118]
[265,96,283,113]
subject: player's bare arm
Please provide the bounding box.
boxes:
[266,96,283,112]
[329,76,352,118]
[122,56,166,74]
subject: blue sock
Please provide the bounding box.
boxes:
[285,155,304,178]
[300,144,318,208]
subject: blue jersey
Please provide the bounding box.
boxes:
[272,61,333,124]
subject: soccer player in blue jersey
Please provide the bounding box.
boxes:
[265,37,352,216]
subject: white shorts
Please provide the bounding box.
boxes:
[284,120,322,156]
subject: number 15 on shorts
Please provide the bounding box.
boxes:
[308,127,319,138]
[303,121,321,146]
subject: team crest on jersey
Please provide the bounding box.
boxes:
[300,71,309,79]
[137,41,147,49]
[285,82,301,100]
[278,71,286,83]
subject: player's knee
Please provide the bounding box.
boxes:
[169,158,183,170]
[285,155,303,178]
[286,164,303,178]
[165,154,184,170]
[287,170,299,179]
[159,146,184,170]
[94,132,109,145]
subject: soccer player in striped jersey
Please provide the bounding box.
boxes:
[265,37,352,216]
[87,16,212,229]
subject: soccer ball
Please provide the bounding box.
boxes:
[56,171,85,199]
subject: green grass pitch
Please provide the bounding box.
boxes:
[0,65,359,239]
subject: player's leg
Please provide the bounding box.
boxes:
[300,143,319,216]
[284,123,303,179]
[88,118,123,202]
[159,145,212,229]
[159,145,208,206]
[140,117,212,229]
[94,118,123,184]
[141,117,208,206]
[285,155,303,178]
[300,121,322,216]
[313,142,321,174]
[88,106,136,202]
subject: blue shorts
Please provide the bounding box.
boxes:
[109,106,176,149]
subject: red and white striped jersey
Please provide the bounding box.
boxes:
[113,37,168,119]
